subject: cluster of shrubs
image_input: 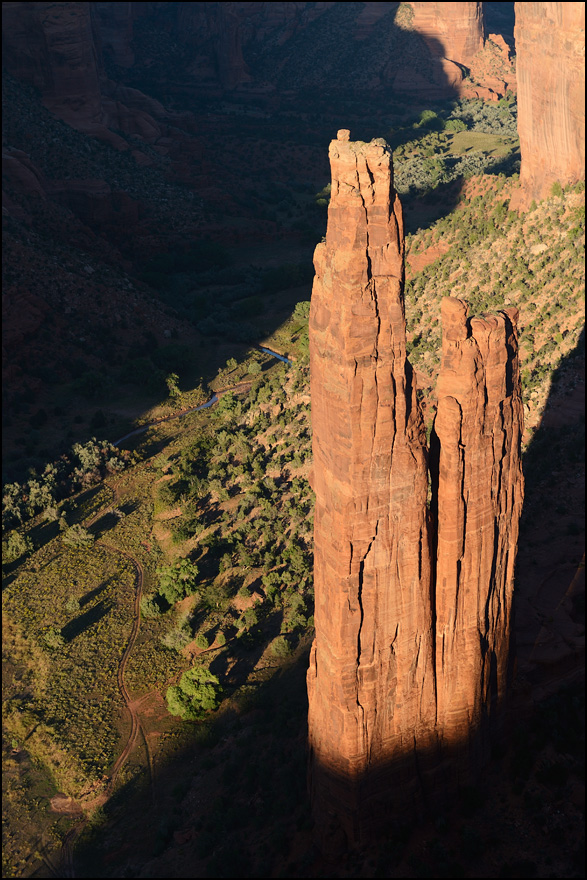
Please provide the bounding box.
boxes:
[140,339,315,690]
[2,438,132,529]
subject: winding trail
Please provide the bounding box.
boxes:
[57,502,151,877]
[55,346,292,874]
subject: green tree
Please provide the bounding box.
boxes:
[62,524,94,548]
[44,627,65,650]
[65,596,80,615]
[166,372,181,400]
[166,666,222,720]
[157,559,199,605]
[3,531,33,562]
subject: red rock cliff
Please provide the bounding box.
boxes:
[513,1,585,207]
[1,1,165,150]
[308,134,524,848]
[409,1,484,67]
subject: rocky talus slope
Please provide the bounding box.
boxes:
[308,133,524,849]
[512,1,585,208]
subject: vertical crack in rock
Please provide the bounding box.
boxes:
[308,133,523,852]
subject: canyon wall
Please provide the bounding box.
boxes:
[409,1,484,67]
[1,1,166,152]
[513,1,585,207]
[308,133,524,848]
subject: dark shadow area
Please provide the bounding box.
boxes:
[89,512,119,539]
[484,2,516,42]
[514,326,585,689]
[67,486,108,525]
[79,577,114,609]
[118,500,139,517]
[61,599,111,643]
[2,1,470,485]
[24,518,60,553]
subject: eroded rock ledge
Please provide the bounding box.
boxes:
[307,132,524,850]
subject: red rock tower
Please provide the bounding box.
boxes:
[307,130,437,849]
[432,298,524,770]
[308,132,524,849]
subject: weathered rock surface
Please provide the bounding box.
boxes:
[1,1,165,150]
[308,135,524,849]
[512,1,585,208]
[409,1,485,67]
[307,130,437,849]
[432,298,524,771]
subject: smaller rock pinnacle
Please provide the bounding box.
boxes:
[336,129,350,141]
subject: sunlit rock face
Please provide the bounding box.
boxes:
[432,298,524,773]
[307,131,437,850]
[307,133,524,851]
[512,1,586,208]
[409,1,485,67]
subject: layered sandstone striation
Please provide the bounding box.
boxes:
[513,1,585,208]
[432,298,524,769]
[308,133,524,849]
[307,131,437,848]
[409,1,484,67]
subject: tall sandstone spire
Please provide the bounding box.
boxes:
[307,131,437,849]
[432,298,524,772]
[308,132,524,849]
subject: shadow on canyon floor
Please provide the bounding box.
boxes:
[69,330,584,880]
[3,4,477,485]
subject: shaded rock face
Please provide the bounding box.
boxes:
[308,134,524,850]
[1,1,165,151]
[2,1,103,123]
[513,1,585,208]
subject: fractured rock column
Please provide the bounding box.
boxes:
[307,131,437,850]
[432,298,524,770]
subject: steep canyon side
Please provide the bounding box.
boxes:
[410,1,484,67]
[308,134,525,848]
[513,1,585,207]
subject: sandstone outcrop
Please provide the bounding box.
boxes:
[409,1,484,68]
[432,298,524,771]
[307,130,437,849]
[1,2,165,151]
[308,134,524,849]
[512,1,585,208]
